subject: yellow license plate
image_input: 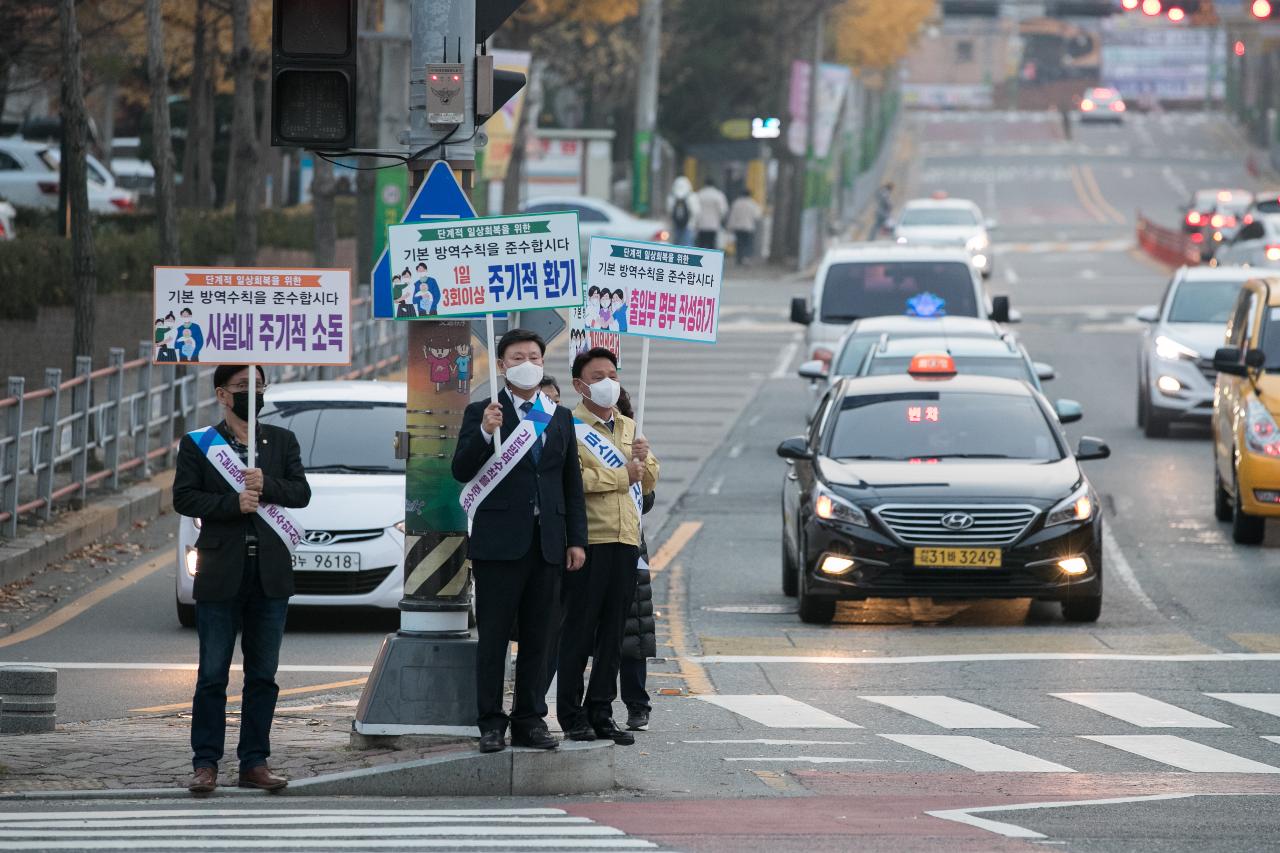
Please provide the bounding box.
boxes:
[913,547,1002,568]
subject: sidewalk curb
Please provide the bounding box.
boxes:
[0,741,616,801]
[0,470,175,588]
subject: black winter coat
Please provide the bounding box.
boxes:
[622,492,656,661]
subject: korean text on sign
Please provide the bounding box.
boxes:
[151,267,352,366]
[386,211,583,317]
[585,237,724,344]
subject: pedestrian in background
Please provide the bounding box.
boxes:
[872,181,894,238]
[667,175,699,246]
[558,348,659,745]
[539,375,561,404]
[173,365,311,796]
[451,329,587,754]
[727,191,762,267]
[694,178,729,250]
[615,388,655,732]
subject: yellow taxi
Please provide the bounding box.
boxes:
[1212,275,1280,543]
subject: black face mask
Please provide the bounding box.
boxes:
[229,391,265,421]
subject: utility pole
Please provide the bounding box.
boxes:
[632,0,662,216]
[798,5,824,270]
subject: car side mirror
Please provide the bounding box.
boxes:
[1055,399,1083,424]
[991,295,1011,324]
[776,436,813,461]
[1246,348,1266,369]
[984,218,999,231]
[1135,305,1159,323]
[790,296,813,326]
[797,359,828,381]
[1035,362,1056,382]
[1076,436,1110,461]
[1213,346,1247,376]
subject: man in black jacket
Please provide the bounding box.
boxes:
[452,329,588,753]
[172,365,310,795]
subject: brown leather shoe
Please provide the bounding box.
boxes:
[188,766,217,795]
[237,764,288,791]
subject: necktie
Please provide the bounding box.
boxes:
[604,418,615,433]
[520,401,542,464]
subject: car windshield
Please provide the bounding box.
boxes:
[866,356,1034,385]
[819,261,979,323]
[899,208,979,227]
[1256,197,1280,215]
[1167,280,1241,323]
[259,400,405,472]
[826,391,1062,461]
[1262,310,1280,371]
[834,334,879,374]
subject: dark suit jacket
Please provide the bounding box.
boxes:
[173,422,311,601]
[451,391,588,564]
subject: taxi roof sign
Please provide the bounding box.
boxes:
[908,352,957,377]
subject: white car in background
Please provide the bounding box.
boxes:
[109,136,156,198]
[522,195,670,244]
[889,197,997,278]
[175,381,407,626]
[1212,214,1280,270]
[0,137,136,213]
[0,200,14,240]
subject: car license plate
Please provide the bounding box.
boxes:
[291,551,361,572]
[913,547,1002,568]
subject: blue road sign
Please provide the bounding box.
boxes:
[372,162,476,319]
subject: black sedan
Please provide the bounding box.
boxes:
[778,365,1110,624]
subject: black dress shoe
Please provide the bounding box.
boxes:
[564,723,597,741]
[478,730,507,753]
[626,710,649,731]
[592,720,636,745]
[511,728,559,750]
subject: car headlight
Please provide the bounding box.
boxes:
[966,234,989,252]
[393,520,407,534]
[1244,397,1280,457]
[192,517,202,529]
[814,485,869,528]
[1046,483,1095,528]
[184,546,198,577]
[1154,335,1198,362]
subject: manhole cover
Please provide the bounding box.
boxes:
[701,604,796,614]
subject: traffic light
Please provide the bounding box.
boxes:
[474,1,527,129]
[270,0,358,150]
[1250,0,1277,18]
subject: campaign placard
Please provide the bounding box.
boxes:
[586,237,724,344]
[152,266,352,365]
[386,211,583,318]
[568,304,621,370]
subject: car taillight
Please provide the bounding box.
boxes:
[37,181,59,195]
[1190,232,1205,243]
[110,197,135,211]
[812,347,834,369]
[1111,101,1126,112]
[1266,245,1280,262]
[1186,211,1204,226]
[1210,214,1225,228]
[1245,397,1280,456]
[1081,99,1096,111]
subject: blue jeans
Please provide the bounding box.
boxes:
[191,559,289,771]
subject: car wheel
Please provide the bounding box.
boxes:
[1143,402,1169,438]
[1213,468,1233,523]
[1136,386,1147,428]
[176,597,196,628]
[1232,478,1266,544]
[782,536,799,598]
[1062,595,1101,623]
[797,573,835,624]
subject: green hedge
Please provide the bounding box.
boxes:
[0,199,356,320]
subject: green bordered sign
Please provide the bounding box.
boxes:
[586,236,724,344]
[386,211,583,318]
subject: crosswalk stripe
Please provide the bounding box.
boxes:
[1206,693,1280,719]
[0,828,623,839]
[0,843,657,851]
[698,695,861,729]
[0,810,570,822]
[860,695,1036,729]
[880,734,1075,772]
[1082,735,1280,773]
[1052,693,1230,728]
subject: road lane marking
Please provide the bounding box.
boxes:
[769,338,800,379]
[1078,163,1127,224]
[1264,736,1280,746]
[691,653,1280,664]
[648,521,701,574]
[1069,164,1109,224]
[698,695,861,728]
[1082,735,1280,772]
[861,695,1036,729]
[881,734,1075,772]
[724,756,884,764]
[727,443,744,459]
[1207,694,1280,719]
[683,739,854,745]
[1052,692,1229,728]
[1102,524,1161,613]
[130,677,368,714]
[927,793,1198,840]
[0,552,171,650]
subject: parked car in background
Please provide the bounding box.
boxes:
[522,195,670,245]
[1135,265,1259,437]
[1078,87,1126,123]
[889,197,997,278]
[0,137,136,213]
[1212,214,1280,270]
[1242,190,1280,226]
[1183,188,1252,254]
[0,200,14,240]
[109,137,155,199]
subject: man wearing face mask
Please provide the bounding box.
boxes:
[172,366,311,795]
[452,329,588,753]
[557,347,659,745]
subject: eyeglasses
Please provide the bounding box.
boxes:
[222,383,268,393]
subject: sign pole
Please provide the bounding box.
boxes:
[635,337,651,436]
[485,312,499,400]
[247,366,257,469]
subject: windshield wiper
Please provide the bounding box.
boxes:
[922,453,1015,459]
[306,463,398,473]
[833,455,903,461]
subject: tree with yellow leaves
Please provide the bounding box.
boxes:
[832,0,935,72]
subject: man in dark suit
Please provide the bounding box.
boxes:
[172,365,310,795]
[452,329,588,753]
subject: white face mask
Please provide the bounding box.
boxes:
[504,360,544,390]
[582,376,620,409]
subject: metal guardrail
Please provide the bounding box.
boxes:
[0,295,405,538]
[1136,213,1202,268]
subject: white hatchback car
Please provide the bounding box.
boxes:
[175,381,407,626]
[522,195,670,244]
[0,137,136,214]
